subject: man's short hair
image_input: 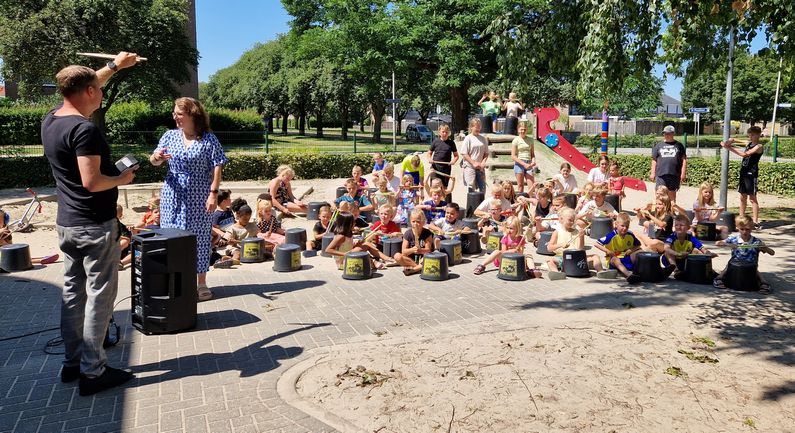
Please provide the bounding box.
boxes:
[56,65,97,98]
[747,126,762,135]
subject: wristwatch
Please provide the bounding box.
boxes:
[210,189,219,194]
[106,61,118,72]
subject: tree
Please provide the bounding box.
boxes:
[681,48,794,125]
[0,0,198,131]
[577,74,664,119]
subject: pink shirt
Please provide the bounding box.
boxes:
[494,234,524,267]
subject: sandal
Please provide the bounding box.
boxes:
[713,277,726,289]
[473,264,486,275]
[375,261,386,270]
[402,268,421,276]
[197,284,213,301]
[40,254,59,265]
[759,283,772,294]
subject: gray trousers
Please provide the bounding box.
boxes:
[57,220,119,378]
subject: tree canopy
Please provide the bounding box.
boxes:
[0,0,198,128]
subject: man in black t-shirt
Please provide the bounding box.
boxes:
[426,124,459,188]
[650,125,687,201]
[42,52,140,396]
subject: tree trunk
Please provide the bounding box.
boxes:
[298,111,306,136]
[371,102,386,144]
[281,112,289,134]
[315,109,324,138]
[419,109,430,125]
[340,104,349,141]
[265,116,274,134]
[449,85,470,135]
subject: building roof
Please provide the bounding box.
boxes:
[661,94,681,106]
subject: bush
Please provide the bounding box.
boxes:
[0,107,49,146]
[0,152,406,188]
[587,154,795,197]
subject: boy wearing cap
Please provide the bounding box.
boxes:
[650,125,687,202]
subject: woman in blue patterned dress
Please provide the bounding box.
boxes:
[149,97,227,301]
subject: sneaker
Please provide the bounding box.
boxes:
[548,270,566,281]
[213,259,233,269]
[231,259,241,266]
[61,365,81,383]
[78,366,134,396]
[662,265,676,279]
[626,274,643,284]
[40,254,59,265]
[754,223,763,230]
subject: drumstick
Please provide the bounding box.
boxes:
[362,230,382,242]
[724,243,767,249]
[77,52,148,62]
[431,169,453,178]
[325,209,339,234]
[431,160,452,165]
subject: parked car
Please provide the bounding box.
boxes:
[405,123,433,142]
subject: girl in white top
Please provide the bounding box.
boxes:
[552,162,578,194]
[587,155,610,185]
[381,163,401,193]
[502,92,524,118]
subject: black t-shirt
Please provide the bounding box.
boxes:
[429,138,457,163]
[741,142,762,176]
[655,214,674,241]
[117,219,132,239]
[42,110,119,226]
[651,140,686,177]
[403,228,433,249]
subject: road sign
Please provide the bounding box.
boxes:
[693,112,700,123]
[689,107,710,113]
[777,103,792,108]
[385,98,402,104]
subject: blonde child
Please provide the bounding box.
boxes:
[325,212,393,272]
[546,208,588,279]
[635,196,675,253]
[417,187,447,223]
[134,196,160,232]
[474,184,511,218]
[398,154,425,192]
[256,200,286,247]
[371,204,402,246]
[372,152,386,175]
[692,182,728,239]
[575,182,595,214]
[382,162,401,192]
[502,180,517,205]
[474,216,540,277]
[352,165,368,190]
[394,174,419,225]
[594,213,642,283]
[334,178,373,212]
[394,209,434,276]
[714,216,774,293]
[371,176,395,210]
[663,214,713,277]
[423,173,456,201]
[577,185,617,230]
[478,199,507,245]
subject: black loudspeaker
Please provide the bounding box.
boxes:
[131,228,197,335]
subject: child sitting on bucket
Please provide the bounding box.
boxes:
[594,212,643,284]
[713,216,775,293]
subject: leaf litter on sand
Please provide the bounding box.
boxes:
[336,365,391,388]
[678,349,719,364]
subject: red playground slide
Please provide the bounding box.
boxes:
[534,107,647,192]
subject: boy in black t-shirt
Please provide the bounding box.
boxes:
[308,205,332,250]
[426,124,459,188]
[722,126,764,228]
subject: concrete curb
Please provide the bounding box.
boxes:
[277,349,369,433]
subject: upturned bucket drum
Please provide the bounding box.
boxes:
[497,252,527,281]
[420,252,449,281]
[240,237,265,263]
[562,249,589,278]
[273,244,301,272]
[342,251,372,280]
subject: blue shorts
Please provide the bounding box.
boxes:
[514,160,533,175]
[609,254,634,271]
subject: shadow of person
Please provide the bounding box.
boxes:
[130,322,331,386]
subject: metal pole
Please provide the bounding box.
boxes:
[771,57,783,138]
[773,135,778,163]
[392,70,397,153]
[719,26,735,209]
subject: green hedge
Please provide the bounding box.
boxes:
[0,102,265,146]
[0,152,406,188]
[576,133,795,158]
[587,154,795,197]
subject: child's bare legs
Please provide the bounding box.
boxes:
[358,242,393,262]
[306,240,314,250]
[588,255,603,272]
[636,231,664,253]
[610,256,631,278]
[547,258,560,272]
[739,193,748,219]
[481,250,502,268]
[516,172,525,194]
[394,252,421,271]
[749,194,759,224]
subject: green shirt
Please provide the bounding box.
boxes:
[481,100,499,116]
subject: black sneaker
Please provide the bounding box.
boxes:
[662,265,676,279]
[626,274,643,284]
[78,366,134,396]
[61,366,81,383]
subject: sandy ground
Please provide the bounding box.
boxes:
[2,153,794,433]
[296,311,795,433]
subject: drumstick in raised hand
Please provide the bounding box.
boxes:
[77,52,148,62]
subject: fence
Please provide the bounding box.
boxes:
[0,130,433,158]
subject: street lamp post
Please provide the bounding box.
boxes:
[719,26,735,209]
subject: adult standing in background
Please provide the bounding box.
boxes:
[150,97,227,302]
[460,117,489,192]
[42,52,140,396]
[426,123,459,189]
[650,125,687,202]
